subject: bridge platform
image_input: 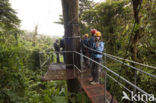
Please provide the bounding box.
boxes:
[41,63,76,81]
[42,64,118,103]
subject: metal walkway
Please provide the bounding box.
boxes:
[77,70,117,103]
[42,63,75,80]
[40,49,156,103]
[42,63,117,103]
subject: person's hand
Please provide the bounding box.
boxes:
[96,42,99,47]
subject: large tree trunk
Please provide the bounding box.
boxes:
[131,0,142,91]
[61,0,80,101]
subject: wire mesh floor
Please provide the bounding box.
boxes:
[41,63,76,81]
[77,69,118,103]
[42,63,118,103]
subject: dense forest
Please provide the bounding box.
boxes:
[0,0,156,103]
[0,0,68,103]
[79,0,156,102]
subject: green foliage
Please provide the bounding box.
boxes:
[0,5,67,102]
[80,0,156,102]
[81,0,132,54]
[0,25,72,103]
[0,0,156,103]
[0,0,20,32]
[0,32,69,103]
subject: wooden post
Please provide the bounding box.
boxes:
[61,0,81,99]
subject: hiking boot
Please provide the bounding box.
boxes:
[90,81,99,85]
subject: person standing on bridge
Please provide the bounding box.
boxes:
[81,34,89,67]
[88,29,96,57]
[88,29,97,69]
[60,37,65,63]
[90,31,104,85]
[54,39,60,63]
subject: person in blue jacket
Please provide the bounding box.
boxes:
[90,31,104,85]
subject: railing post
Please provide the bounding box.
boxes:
[80,51,83,79]
[73,51,76,78]
[134,70,137,94]
[104,71,107,103]
[104,48,107,103]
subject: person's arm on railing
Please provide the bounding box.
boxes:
[94,42,104,54]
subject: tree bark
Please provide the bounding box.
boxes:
[131,0,142,92]
[131,0,142,62]
[61,0,81,101]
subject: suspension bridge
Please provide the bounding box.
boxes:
[36,0,156,102]
[39,45,156,103]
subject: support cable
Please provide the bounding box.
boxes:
[110,0,143,102]
[74,51,151,96]
[82,44,156,78]
[104,53,156,70]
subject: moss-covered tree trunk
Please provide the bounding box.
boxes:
[61,0,81,102]
[131,0,142,91]
[131,0,142,62]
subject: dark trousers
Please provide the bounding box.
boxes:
[83,52,89,67]
[62,52,66,63]
[56,53,60,63]
[91,58,102,82]
[89,52,93,68]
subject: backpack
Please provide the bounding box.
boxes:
[60,39,65,49]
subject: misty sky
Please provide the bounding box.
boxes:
[10,0,105,37]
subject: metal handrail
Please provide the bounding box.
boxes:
[106,74,131,93]
[104,54,156,78]
[82,44,156,78]
[74,51,151,96]
[73,64,82,73]
[39,50,155,98]
[105,53,156,70]
[39,51,74,67]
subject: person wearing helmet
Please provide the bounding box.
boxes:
[54,39,60,63]
[88,29,97,69]
[90,31,104,85]
[81,34,89,67]
[88,29,96,51]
